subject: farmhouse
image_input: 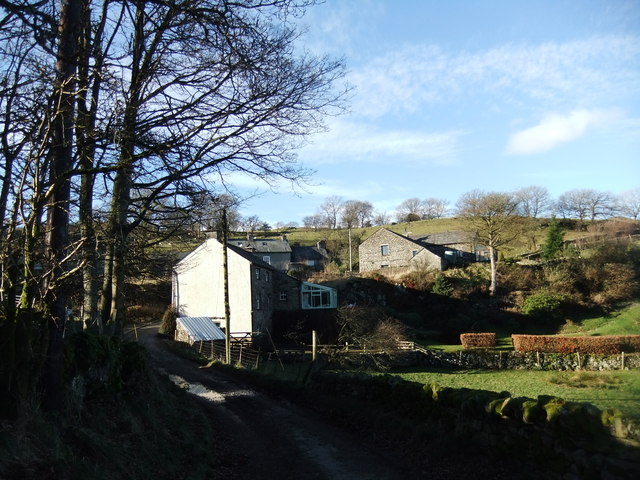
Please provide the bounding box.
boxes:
[172,237,337,337]
[359,228,480,273]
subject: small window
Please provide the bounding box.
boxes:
[279,291,287,301]
[263,255,271,265]
[265,271,270,282]
[380,263,389,268]
[412,250,418,257]
[255,268,260,280]
[380,244,389,256]
[256,294,261,310]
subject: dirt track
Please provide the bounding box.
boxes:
[135,324,415,480]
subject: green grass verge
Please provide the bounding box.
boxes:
[394,367,640,423]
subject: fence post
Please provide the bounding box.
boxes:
[621,351,625,370]
[312,330,317,362]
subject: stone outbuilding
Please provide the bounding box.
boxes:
[358,228,479,273]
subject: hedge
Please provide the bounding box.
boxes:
[460,333,496,349]
[512,334,640,354]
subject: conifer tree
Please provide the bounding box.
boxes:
[542,217,564,260]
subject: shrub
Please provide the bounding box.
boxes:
[522,292,563,318]
[159,305,177,336]
[460,333,496,349]
[398,266,437,292]
[431,274,453,296]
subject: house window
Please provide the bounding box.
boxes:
[265,271,270,282]
[255,268,260,280]
[263,255,271,265]
[256,293,261,310]
[279,291,287,301]
[301,282,337,309]
[380,263,389,268]
[380,244,389,256]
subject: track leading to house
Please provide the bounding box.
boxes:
[135,323,412,480]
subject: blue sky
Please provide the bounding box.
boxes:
[234,0,640,226]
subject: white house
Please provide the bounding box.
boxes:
[172,237,337,337]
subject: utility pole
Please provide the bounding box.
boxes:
[348,227,352,273]
[222,208,231,364]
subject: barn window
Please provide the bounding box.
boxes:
[380,244,389,256]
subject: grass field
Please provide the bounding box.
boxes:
[394,367,640,423]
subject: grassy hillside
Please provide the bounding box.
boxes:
[557,302,640,336]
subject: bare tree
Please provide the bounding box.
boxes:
[515,186,551,218]
[456,190,521,296]
[372,210,391,226]
[303,214,324,230]
[242,215,263,233]
[319,195,343,229]
[0,0,347,412]
[557,189,616,225]
[618,187,640,220]
[396,197,422,222]
[422,197,449,219]
[341,200,373,228]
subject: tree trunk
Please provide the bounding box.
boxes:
[42,0,81,412]
[489,245,498,296]
[77,0,104,332]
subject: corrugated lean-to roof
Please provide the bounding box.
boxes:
[177,317,226,341]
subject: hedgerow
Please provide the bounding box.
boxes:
[511,334,640,354]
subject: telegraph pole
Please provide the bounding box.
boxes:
[222,208,231,364]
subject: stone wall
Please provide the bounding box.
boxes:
[412,348,640,371]
[310,371,640,479]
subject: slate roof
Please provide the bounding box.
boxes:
[228,238,292,253]
[291,245,329,263]
[411,230,474,246]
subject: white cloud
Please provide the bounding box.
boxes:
[349,35,640,118]
[301,119,464,165]
[505,109,622,155]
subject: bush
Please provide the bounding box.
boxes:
[431,275,453,296]
[398,266,437,292]
[159,305,177,336]
[460,333,496,349]
[522,292,564,318]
